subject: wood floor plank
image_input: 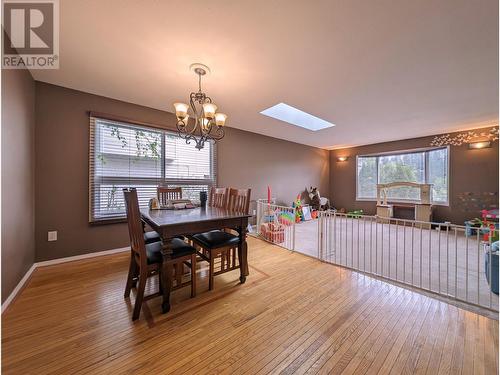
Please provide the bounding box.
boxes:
[376,295,433,374]
[332,288,414,374]
[413,300,448,374]
[217,273,370,374]
[395,298,440,374]
[352,292,426,374]
[307,284,405,374]
[425,303,453,374]
[1,237,497,375]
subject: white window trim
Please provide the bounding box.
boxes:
[355,146,450,206]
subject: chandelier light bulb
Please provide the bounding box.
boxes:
[202,103,217,119]
[174,102,189,119]
[215,113,227,127]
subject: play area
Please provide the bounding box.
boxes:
[256,186,499,313]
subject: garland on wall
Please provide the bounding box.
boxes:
[430,126,499,147]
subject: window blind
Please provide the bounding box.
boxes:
[89,115,217,223]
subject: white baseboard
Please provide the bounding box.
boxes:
[1,246,130,313]
[1,263,37,314]
[36,246,130,267]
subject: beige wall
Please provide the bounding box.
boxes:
[1,68,36,302]
[330,130,499,224]
[34,82,330,261]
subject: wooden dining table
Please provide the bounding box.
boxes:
[140,206,251,313]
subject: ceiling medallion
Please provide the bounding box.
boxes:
[173,63,226,150]
[430,126,499,147]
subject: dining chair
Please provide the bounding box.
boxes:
[192,187,251,290]
[157,186,182,205]
[208,187,229,208]
[123,188,197,320]
[143,187,184,244]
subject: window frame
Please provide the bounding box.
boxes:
[88,113,217,224]
[355,146,450,206]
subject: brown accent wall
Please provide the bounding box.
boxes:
[34,82,329,261]
[218,127,330,207]
[1,68,36,302]
[330,130,499,224]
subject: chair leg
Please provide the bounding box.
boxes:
[158,269,163,294]
[190,254,197,298]
[175,263,182,287]
[132,273,147,321]
[124,253,137,298]
[209,251,215,291]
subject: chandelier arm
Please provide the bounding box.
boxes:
[182,93,200,136]
[195,133,207,150]
[181,132,197,147]
[209,126,225,141]
[203,119,225,139]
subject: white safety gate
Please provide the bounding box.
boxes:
[317,211,499,313]
[256,199,296,251]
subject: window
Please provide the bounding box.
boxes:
[89,116,216,222]
[356,147,449,205]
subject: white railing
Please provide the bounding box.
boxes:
[318,211,499,312]
[256,199,296,251]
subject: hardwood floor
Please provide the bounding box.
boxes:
[2,237,498,374]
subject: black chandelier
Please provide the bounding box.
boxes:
[173,63,227,150]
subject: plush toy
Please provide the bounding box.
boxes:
[293,195,304,222]
[308,187,330,211]
[278,211,295,226]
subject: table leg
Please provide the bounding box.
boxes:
[161,262,173,313]
[238,225,249,283]
[161,237,174,313]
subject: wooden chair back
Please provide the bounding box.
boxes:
[157,186,182,205]
[227,188,251,214]
[123,188,147,267]
[209,187,229,208]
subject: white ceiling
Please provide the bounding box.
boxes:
[31,0,498,149]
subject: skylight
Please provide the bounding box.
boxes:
[260,103,335,131]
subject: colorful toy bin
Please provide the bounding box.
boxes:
[260,222,285,244]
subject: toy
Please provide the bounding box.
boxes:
[482,209,499,220]
[465,218,483,236]
[278,211,295,226]
[293,195,304,222]
[347,209,364,219]
[308,187,330,211]
[465,215,499,242]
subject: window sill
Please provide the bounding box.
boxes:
[89,218,127,226]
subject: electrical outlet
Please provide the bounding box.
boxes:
[252,209,256,216]
[48,231,57,241]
